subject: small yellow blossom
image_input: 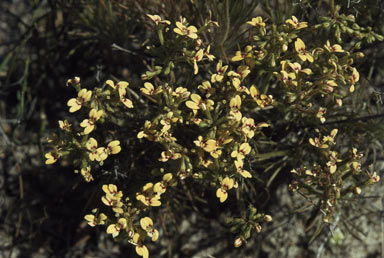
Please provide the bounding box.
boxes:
[234,159,252,178]
[211,60,228,83]
[288,62,312,75]
[97,140,122,161]
[216,177,234,203]
[316,107,327,123]
[132,232,149,258]
[285,16,308,30]
[86,137,100,161]
[326,151,342,174]
[102,184,123,200]
[295,38,313,63]
[136,183,161,206]
[101,194,124,213]
[67,88,92,112]
[106,80,133,108]
[324,40,344,53]
[247,16,266,28]
[140,217,159,241]
[193,49,204,74]
[84,213,107,227]
[81,167,94,182]
[173,21,198,39]
[80,109,103,134]
[368,172,380,183]
[194,136,217,152]
[106,218,127,238]
[58,120,71,131]
[204,45,215,61]
[141,82,162,95]
[185,93,214,111]
[45,152,59,164]
[229,95,242,121]
[349,67,359,93]
[147,14,171,25]
[231,143,251,160]
[154,173,173,194]
[198,81,215,98]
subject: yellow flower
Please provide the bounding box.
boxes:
[204,45,215,61]
[229,95,242,121]
[101,194,124,213]
[173,21,198,39]
[326,151,342,174]
[211,60,228,83]
[194,136,217,152]
[247,16,266,28]
[316,107,327,123]
[324,40,344,53]
[106,218,127,238]
[198,81,215,98]
[81,167,94,182]
[132,232,149,258]
[147,14,171,25]
[231,45,253,62]
[96,140,121,161]
[140,217,159,241]
[102,184,123,200]
[185,93,214,111]
[84,213,107,227]
[136,183,161,206]
[349,67,359,93]
[80,109,103,134]
[140,82,163,95]
[106,80,133,108]
[231,143,251,160]
[67,88,92,112]
[294,38,313,63]
[154,173,173,194]
[234,159,252,178]
[58,120,71,131]
[45,152,59,165]
[86,137,100,161]
[216,177,234,203]
[241,117,255,139]
[288,62,312,75]
[285,16,308,30]
[193,49,204,74]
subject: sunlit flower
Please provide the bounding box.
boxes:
[81,166,94,182]
[288,62,312,75]
[193,49,204,74]
[185,93,214,111]
[86,137,100,161]
[132,232,149,258]
[101,194,124,213]
[154,173,173,194]
[285,16,307,30]
[102,184,123,200]
[316,107,327,123]
[247,16,266,28]
[324,40,344,53]
[141,82,162,95]
[229,95,242,121]
[67,88,92,112]
[140,217,159,241]
[234,159,252,178]
[204,45,215,61]
[147,14,171,25]
[173,21,198,39]
[45,152,59,165]
[106,218,127,238]
[84,213,107,227]
[295,38,313,62]
[136,183,161,206]
[80,109,103,134]
[216,177,234,202]
[211,60,228,83]
[58,120,71,132]
[231,143,251,160]
[198,81,215,98]
[194,136,217,152]
[349,67,359,93]
[106,80,133,108]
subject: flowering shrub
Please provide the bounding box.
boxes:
[45,5,382,257]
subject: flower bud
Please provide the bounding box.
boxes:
[354,187,361,195]
[264,214,273,222]
[234,237,243,248]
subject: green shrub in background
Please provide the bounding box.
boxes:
[43,2,384,257]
